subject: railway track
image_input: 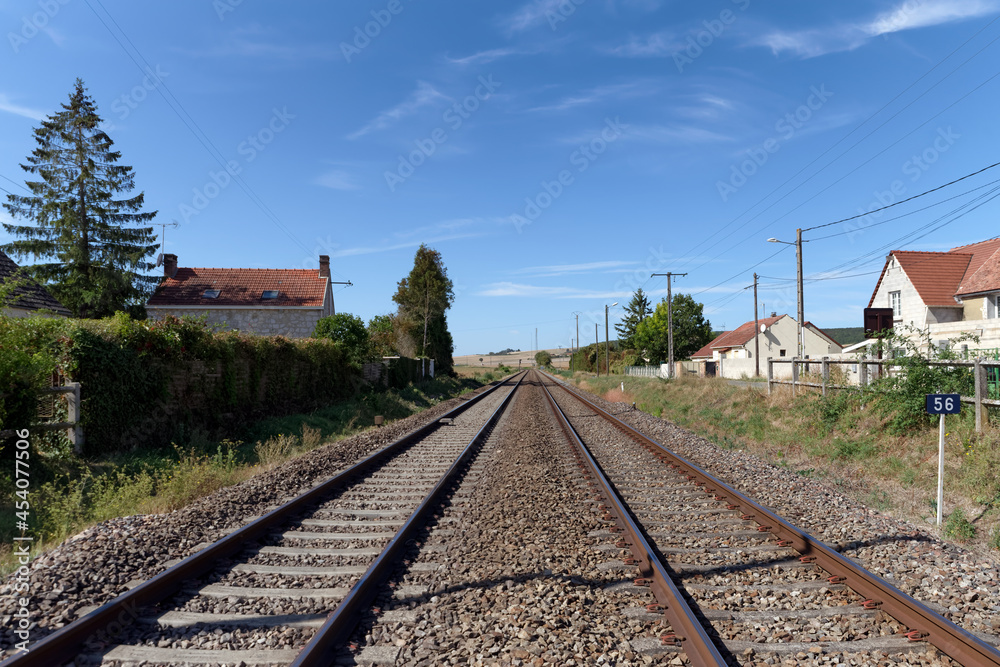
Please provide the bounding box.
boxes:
[1,372,525,667]
[538,369,1000,666]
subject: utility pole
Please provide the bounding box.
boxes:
[651,273,687,379]
[754,272,760,378]
[796,227,804,359]
[595,323,599,377]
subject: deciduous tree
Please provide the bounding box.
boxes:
[634,293,712,363]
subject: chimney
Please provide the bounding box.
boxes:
[319,255,330,279]
[163,253,178,279]
[771,311,777,318]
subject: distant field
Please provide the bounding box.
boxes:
[454,349,572,369]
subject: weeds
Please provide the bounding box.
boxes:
[944,508,977,541]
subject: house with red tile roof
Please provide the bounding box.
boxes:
[691,314,842,376]
[867,237,1000,351]
[146,254,336,338]
[0,249,71,318]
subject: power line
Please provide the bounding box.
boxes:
[671,16,1000,272]
[802,162,1000,232]
[690,244,791,298]
[81,0,350,280]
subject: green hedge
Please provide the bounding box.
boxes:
[1,313,358,455]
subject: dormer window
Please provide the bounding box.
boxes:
[262,290,279,299]
[203,289,220,299]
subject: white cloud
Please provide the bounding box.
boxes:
[314,170,360,191]
[756,0,1000,58]
[620,124,733,144]
[502,0,567,33]
[605,31,681,57]
[347,82,448,139]
[0,94,45,121]
[330,233,482,258]
[527,80,653,113]
[477,282,632,299]
[867,0,1000,36]
[513,260,640,277]
[447,46,534,65]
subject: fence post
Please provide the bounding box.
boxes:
[767,360,773,395]
[975,358,985,434]
[791,358,799,397]
[822,358,829,397]
[860,358,868,388]
[67,381,83,453]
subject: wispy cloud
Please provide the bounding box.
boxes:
[447,46,537,65]
[0,94,45,121]
[477,282,633,299]
[501,0,564,33]
[513,260,640,277]
[604,31,681,57]
[527,80,654,113]
[348,82,449,139]
[756,0,1000,58]
[180,25,336,60]
[314,170,360,191]
[331,233,482,259]
[615,123,734,145]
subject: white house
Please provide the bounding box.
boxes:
[691,314,843,378]
[867,237,1000,354]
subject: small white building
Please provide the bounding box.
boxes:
[691,314,843,378]
[146,254,336,339]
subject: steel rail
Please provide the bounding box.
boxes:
[1,373,524,667]
[544,371,1000,666]
[290,372,525,665]
[536,371,728,667]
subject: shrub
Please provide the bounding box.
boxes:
[535,350,552,367]
[313,313,371,365]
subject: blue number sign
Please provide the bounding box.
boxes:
[926,394,961,414]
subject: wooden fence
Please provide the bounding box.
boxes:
[767,358,1000,432]
[0,381,83,451]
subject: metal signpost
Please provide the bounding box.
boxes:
[926,393,960,526]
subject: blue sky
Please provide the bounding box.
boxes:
[2,0,1000,355]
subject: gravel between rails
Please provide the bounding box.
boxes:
[546,375,1000,666]
[0,382,498,656]
[343,379,673,666]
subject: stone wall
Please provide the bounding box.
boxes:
[148,307,323,339]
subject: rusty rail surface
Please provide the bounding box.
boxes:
[543,371,1000,666]
[536,371,728,667]
[1,373,525,667]
[291,371,524,665]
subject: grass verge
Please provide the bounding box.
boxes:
[0,375,483,575]
[555,370,1000,555]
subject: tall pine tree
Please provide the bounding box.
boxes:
[392,245,455,375]
[615,287,652,350]
[1,79,158,318]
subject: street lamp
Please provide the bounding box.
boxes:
[605,302,618,375]
[767,229,805,358]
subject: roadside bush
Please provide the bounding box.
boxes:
[313,313,371,365]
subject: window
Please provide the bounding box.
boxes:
[889,291,901,317]
[203,289,220,299]
[779,349,786,357]
[995,295,1000,318]
[262,290,279,299]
